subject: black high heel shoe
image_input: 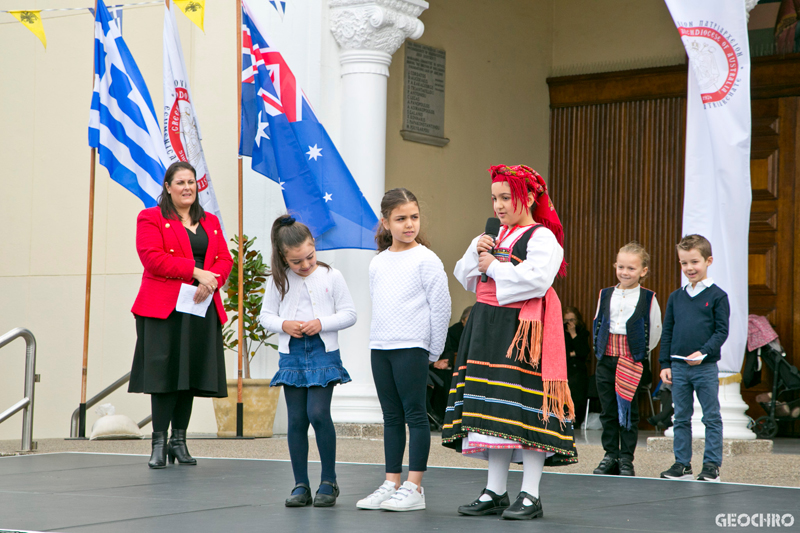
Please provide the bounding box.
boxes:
[313,480,340,507]
[148,431,168,469]
[168,429,197,465]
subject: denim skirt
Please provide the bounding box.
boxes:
[271,334,351,388]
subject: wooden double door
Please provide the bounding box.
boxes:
[745,97,798,414]
[548,58,800,427]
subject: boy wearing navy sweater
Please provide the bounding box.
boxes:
[659,235,729,482]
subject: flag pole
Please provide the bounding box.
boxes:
[78,148,96,439]
[77,0,101,440]
[236,0,244,438]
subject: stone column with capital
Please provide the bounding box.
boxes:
[326,0,428,426]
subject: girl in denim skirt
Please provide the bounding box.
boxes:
[259,215,357,508]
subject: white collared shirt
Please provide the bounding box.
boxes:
[606,284,662,352]
[685,277,715,298]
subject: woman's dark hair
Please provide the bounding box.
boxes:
[158,161,205,225]
[375,188,430,253]
[270,215,329,299]
[564,305,586,332]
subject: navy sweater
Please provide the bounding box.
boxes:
[659,284,730,369]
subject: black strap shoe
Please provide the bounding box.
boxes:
[168,429,197,465]
[313,480,340,507]
[285,483,313,507]
[593,455,620,475]
[457,488,510,516]
[619,459,635,476]
[148,431,168,469]
[501,492,543,520]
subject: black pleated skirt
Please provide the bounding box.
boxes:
[129,304,227,398]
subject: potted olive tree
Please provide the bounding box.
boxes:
[212,235,282,437]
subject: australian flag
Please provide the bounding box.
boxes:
[239,7,378,250]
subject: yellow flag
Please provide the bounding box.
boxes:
[10,10,47,49]
[173,0,205,32]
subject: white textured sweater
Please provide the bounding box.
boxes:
[258,266,357,353]
[369,244,451,361]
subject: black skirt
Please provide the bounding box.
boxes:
[441,302,577,466]
[129,303,227,398]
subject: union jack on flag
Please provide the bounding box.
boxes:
[239,1,378,250]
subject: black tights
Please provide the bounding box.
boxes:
[151,391,194,433]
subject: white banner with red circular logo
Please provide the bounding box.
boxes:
[665,0,751,376]
[163,4,225,237]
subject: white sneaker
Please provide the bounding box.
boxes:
[380,481,426,511]
[356,480,397,510]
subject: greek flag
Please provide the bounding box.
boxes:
[88,0,168,208]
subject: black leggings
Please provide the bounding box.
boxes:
[371,348,430,473]
[284,385,337,486]
[151,391,194,433]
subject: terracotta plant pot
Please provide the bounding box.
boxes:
[212,379,281,437]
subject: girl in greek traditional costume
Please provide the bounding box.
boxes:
[441,165,577,520]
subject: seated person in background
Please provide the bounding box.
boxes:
[564,306,590,428]
[428,306,472,425]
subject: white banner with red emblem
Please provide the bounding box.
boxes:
[163,3,225,236]
[664,0,751,376]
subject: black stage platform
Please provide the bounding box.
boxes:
[1,453,797,532]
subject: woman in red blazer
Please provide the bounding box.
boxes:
[128,161,233,469]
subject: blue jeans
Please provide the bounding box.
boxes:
[671,362,723,467]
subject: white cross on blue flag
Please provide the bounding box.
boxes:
[88,0,168,207]
[240,1,379,250]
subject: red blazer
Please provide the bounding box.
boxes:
[131,207,233,324]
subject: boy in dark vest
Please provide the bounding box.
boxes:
[592,242,662,477]
[660,234,729,482]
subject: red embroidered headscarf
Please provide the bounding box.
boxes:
[489,164,567,277]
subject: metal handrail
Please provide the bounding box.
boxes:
[0,328,38,451]
[69,372,151,437]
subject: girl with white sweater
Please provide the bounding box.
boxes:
[356,188,451,512]
[259,215,357,508]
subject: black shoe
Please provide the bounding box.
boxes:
[696,463,720,482]
[457,488,510,516]
[313,481,340,507]
[660,462,693,480]
[593,455,619,475]
[618,459,635,476]
[148,431,168,469]
[285,483,313,507]
[501,492,543,520]
[168,429,197,465]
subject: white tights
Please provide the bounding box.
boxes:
[480,449,546,503]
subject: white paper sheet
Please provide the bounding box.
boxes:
[670,354,707,362]
[176,283,213,317]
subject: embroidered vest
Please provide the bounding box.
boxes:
[476,224,542,308]
[593,286,654,362]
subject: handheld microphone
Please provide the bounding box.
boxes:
[481,217,501,283]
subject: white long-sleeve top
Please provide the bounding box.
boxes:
[605,285,662,352]
[369,245,451,361]
[453,225,563,306]
[258,266,357,354]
